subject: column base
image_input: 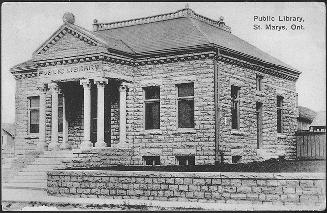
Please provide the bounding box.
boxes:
[79,140,93,150]
[48,142,60,151]
[36,141,46,151]
[116,142,128,148]
[60,142,71,150]
[95,141,107,148]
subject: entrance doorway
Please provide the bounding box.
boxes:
[90,82,112,147]
[90,83,97,145]
[256,102,263,149]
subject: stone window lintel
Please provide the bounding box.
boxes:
[173,128,196,135]
[230,78,245,87]
[140,129,163,135]
[277,133,287,139]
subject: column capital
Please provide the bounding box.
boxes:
[80,79,92,88]
[119,82,129,92]
[37,84,48,94]
[94,77,108,87]
[48,82,59,92]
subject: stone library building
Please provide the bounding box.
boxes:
[10,7,300,166]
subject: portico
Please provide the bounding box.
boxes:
[37,76,128,151]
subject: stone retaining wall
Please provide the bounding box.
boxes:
[47,170,325,208]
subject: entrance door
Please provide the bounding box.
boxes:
[104,85,111,147]
[256,102,263,149]
[90,84,97,145]
[90,83,112,147]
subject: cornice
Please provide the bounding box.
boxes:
[11,47,299,81]
[217,55,299,81]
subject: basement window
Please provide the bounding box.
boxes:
[232,155,242,164]
[143,156,160,166]
[176,156,195,166]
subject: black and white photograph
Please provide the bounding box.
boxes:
[1,2,325,211]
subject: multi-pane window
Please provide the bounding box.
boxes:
[256,75,263,91]
[144,86,160,130]
[176,156,195,166]
[28,96,40,133]
[277,96,283,133]
[231,86,240,129]
[143,156,160,166]
[177,83,194,128]
[58,94,63,132]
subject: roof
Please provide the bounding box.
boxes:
[310,111,326,127]
[298,106,316,122]
[11,8,300,75]
[94,8,298,72]
[1,123,15,137]
[93,17,208,54]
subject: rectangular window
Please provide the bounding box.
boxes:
[144,86,160,130]
[177,83,194,128]
[143,156,160,166]
[28,96,40,133]
[277,96,283,133]
[231,86,240,129]
[256,75,263,91]
[58,94,63,132]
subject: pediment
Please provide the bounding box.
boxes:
[33,24,106,57]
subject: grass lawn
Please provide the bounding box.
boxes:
[65,159,326,173]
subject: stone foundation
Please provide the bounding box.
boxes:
[47,170,325,208]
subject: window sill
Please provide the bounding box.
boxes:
[173,128,196,135]
[255,90,265,96]
[25,134,39,139]
[277,133,287,139]
[231,129,246,136]
[140,129,163,135]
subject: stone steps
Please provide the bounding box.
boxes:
[3,148,133,190]
[4,182,47,190]
[3,150,74,190]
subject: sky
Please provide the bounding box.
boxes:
[1,2,326,123]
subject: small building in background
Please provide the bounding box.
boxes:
[297,106,316,131]
[1,123,15,158]
[310,111,326,132]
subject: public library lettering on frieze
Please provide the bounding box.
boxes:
[10,8,300,166]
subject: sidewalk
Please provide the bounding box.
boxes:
[2,188,325,211]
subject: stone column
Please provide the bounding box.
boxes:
[80,79,93,150]
[95,78,108,148]
[119,83,128,147]
[48,83,60,150]
[36,84,47,151]
[60,93,70,149]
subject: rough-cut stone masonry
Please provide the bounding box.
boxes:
[129,59,216,166]
[47,170,325,208]
[15,56,298,165]
[15,76,43,154]
[217,60,298,163]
